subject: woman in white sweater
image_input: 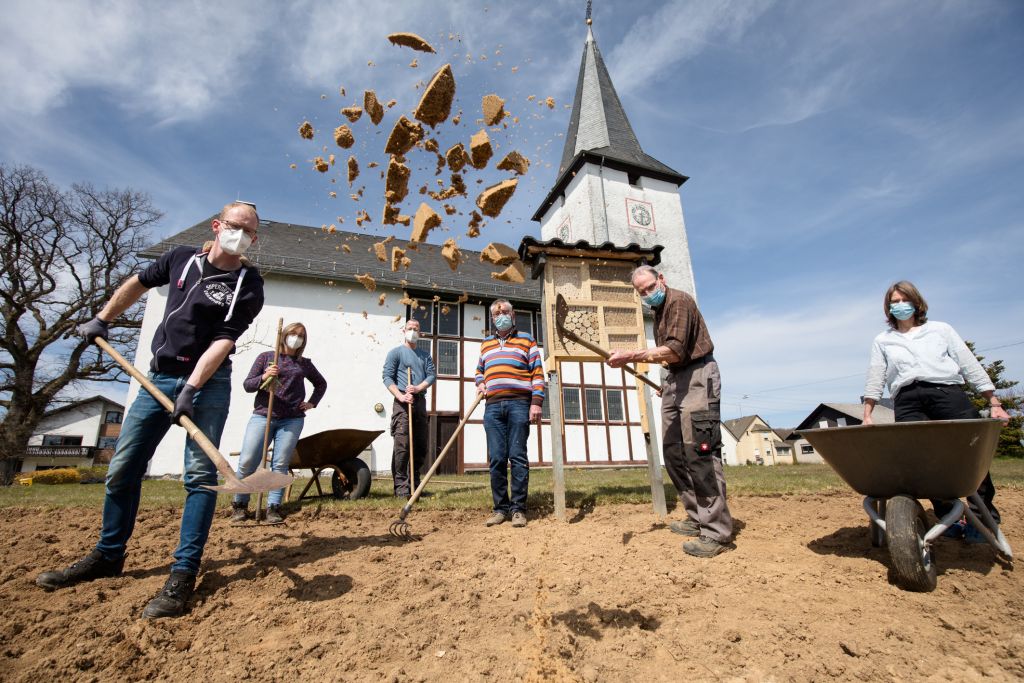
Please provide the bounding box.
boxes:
[863,280,1009,536]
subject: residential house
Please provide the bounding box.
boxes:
[792,402,896,462]
[21,396,124,472]
[722,415,786,466]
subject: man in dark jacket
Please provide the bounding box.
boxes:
[607,265,733,558]
[36,202,265,618]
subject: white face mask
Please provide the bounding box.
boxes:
[405,330,419,344]
[218,226,253,256]
[284,334,304,350]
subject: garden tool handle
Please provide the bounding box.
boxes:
[557,324,661,391]
[400,393,484,519]
[93,337,239,483]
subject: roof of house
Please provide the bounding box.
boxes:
[43,395,124,418]
[723,415,763,440]
[532,26,687,221]
[795,402,896,431]
[774,428,798,441]
[139,217,543,304]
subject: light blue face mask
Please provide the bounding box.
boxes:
[889,301,915,321]
[643,287,666,308]
[494,314,513,331]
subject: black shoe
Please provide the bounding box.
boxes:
[264,505,284,525]
[142,571,196,619]
[36,550,125,590]
[230,502,249,525]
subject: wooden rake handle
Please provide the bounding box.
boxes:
[399,392,484,519]
[94,337,241,485]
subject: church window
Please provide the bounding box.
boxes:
[584,388,603,421]
[436,340,459,376]
[562,388,582,421]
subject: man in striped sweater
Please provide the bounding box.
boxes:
[475,299,545,528]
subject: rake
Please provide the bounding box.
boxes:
[390,393,484,538]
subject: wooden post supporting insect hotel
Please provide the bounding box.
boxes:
[518,237,667,521]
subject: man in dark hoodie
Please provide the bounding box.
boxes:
[36,202,265,619]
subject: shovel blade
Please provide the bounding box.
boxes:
[205,471,294,494]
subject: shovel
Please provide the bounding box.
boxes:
[554,293,661,391]
[94,337,293,494]
[390,392,484,538]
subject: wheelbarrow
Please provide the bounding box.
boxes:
[801,419,1012,592]
[288,428,383,501]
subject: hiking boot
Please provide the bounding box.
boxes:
[142,571,196,619]
[669,519,701,537]
[36,550,125,590]
[230,502,249,525]
[683,535,731,558]
[264,505,285,525]
[485,511,507,527]
[511,511,528,528]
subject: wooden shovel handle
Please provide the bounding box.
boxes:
[94,337,240,484]
[556,323,661,391]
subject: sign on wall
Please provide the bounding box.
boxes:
[625,198,655,233]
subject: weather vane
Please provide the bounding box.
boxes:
[586,0,592,25]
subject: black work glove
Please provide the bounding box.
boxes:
[171,384,198,425]
[78,316,110,343]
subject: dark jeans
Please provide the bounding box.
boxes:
[483,399,531,514]
[96,366,231,575]
[894,380,999,522]
[391,396,427,496]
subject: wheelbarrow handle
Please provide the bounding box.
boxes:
[400,392,484,519]
[94,337,241,485]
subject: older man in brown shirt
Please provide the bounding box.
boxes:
[607,265,733,557]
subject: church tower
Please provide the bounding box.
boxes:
[531,16,697,298]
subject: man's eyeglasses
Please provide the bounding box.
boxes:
[218,218,258,239]
[635,279,660,296]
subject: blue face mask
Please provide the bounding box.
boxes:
[642,287,666,308]
[494,314,513,331]
[889,301,915,321]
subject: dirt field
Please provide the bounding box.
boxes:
[1,490,1021,682]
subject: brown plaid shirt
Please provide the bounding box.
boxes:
[653,287,714,369]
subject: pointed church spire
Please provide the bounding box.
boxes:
[558,16,685,184]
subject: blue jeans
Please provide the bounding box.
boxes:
[484,399,531,514]
[96,367,231,576]
[233,414,304,507]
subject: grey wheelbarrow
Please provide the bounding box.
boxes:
[801,419,1012,592]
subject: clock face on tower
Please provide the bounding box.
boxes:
[625,198,655,232]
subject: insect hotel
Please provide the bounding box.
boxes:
[518,236,669,521]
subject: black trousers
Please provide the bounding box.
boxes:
[391,396,428,496]
[894,381,999,522]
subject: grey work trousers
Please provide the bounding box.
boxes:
[661,358,734,542]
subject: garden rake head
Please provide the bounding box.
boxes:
[389,504,414,538]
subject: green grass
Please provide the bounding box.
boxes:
[3,459,1021,512]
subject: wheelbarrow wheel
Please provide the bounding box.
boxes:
[885,495,937,592]
[331,459,371,500]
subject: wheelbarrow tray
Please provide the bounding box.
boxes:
[800,419,1002,500]
[291,428,383,469]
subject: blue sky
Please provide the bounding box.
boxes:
[2,0,1022,428]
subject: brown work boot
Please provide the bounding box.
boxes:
[683,535,732,558]
[669,519,700,537]
[510,511,527,528]
[485,511,507,527]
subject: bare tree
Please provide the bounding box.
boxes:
[0,163,162,482]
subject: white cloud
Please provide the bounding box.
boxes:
[608,0,773,96]
[0,0,268,123]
